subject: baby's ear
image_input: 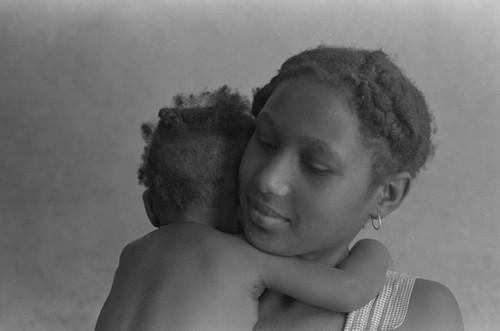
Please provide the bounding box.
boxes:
[143,190,161,227]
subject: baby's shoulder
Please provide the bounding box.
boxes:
[121,223,255,267]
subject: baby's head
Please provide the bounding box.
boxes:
[138,104,255,227]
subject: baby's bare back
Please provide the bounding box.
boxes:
[95,223,265,331]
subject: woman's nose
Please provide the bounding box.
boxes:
[253,156,291,197]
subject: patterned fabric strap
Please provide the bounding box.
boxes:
[343,271,417,331]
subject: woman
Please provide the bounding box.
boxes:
[238,46,463,330]
[98,45,463,330]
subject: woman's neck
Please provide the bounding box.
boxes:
[298,245,350,267]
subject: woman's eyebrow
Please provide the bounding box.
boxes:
[300,137,345,168]
[259,113,344,167]
[257,113,276,129]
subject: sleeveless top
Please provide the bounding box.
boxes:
[344,271,417,331]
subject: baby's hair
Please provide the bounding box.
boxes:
[252,45,435,185]
[138,87,255,210]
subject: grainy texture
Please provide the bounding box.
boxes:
[0,0,498,330]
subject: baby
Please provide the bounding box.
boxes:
[95,91,391,331]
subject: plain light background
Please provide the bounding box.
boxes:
[1,0,498,330]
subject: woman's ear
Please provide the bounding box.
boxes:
[376,172,412,219]
[143,190,161,228]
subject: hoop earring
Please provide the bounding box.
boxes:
[371,213,382,231]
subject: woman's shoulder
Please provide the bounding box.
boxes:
[345,271,463,331]
[399,277,464,330]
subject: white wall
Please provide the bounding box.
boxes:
[1,0,498,330]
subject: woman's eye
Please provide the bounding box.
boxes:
[255,136,276,150]
[302,161,332,176]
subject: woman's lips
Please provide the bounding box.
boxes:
[247,197,290,230]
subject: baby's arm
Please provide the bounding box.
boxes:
[261,239,391,312]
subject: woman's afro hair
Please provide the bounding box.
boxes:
[252,45,436,183]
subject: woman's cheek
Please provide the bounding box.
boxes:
[238,147,256,203]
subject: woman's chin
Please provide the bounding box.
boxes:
[242,219,295,256]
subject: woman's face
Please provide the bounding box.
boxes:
[238,76,381,261]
